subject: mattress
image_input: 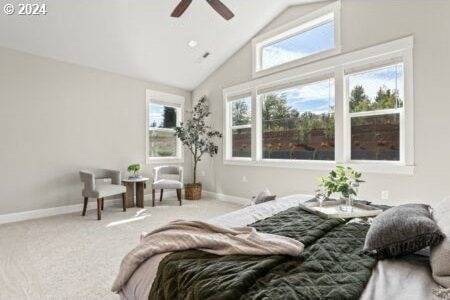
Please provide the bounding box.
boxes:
[119,194,441,300]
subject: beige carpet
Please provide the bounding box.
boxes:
[0,197,242,299]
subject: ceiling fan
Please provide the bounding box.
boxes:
[171,0,235,20]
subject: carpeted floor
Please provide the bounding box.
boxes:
[0,197,243,299]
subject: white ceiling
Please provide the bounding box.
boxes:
[0,0,316,90]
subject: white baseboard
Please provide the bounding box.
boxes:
[203,191,251,206]
[0,190,247,225]
[0,198,121,225]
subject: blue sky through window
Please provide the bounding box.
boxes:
[271,79,335,115]
[348,63,404,101]
[149,104,164,127]
[262,21,334,69]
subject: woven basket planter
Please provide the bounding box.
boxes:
[185,183,202,200]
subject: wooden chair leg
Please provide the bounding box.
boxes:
[101,198,104,210]
[97,198,102,220]
[160,189,164,202]
[177,189,182,206]
[122,193,127,212]
[82,197,88,216]
[152,189,156,207]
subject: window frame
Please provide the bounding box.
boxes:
[252,1,341,78]
[225,93,253,161]
[344,62,406,164]
[146,89,185,164]
[226,93,253,161]
[224,36,415,175]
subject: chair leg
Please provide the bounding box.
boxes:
[152,189,156,207]
[101,198,104,210]
[122,193,127,212]
[177,189,182,206]
[97,198,102,220]
[82,197,88,216]
[160,189,164,202]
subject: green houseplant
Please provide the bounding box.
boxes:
[174,96,222,200]
[318,166,364,211]
[127,163,141,179]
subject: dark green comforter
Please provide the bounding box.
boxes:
[149,207,376,300]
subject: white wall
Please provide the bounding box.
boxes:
[193,0,450,205]
[0,47,192,214]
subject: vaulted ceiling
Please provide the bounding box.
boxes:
[0,0,320,90]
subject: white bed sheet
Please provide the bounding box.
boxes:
[120,194,441,300]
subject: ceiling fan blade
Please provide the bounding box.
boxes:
[171,0,192,18]
[207,0,235,20]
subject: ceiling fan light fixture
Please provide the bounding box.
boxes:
[188,40,198,48]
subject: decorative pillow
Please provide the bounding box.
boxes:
[252,189,276,205]
[364,204,444,259]
[431,198,450,288]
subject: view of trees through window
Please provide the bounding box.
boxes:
[262,79,335,160]
[231,97,251,158]
[149,103,178,157]
[228,63,404,162]
[349,63,403,113]
[348,63,403,161]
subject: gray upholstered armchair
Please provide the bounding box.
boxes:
[79,169,127,220]
[152,166,183,206]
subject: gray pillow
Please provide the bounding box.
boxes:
[364,204,444,259]
[252,190,276,205]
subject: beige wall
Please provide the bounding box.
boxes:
[193,0,450,205]
[0,47,191,214]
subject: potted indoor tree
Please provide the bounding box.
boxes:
[174,96,222,200]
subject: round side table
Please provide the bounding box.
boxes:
[122,177,150,208]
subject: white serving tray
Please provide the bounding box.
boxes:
[299,199,383,219]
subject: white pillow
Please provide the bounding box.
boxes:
[431,197,450,288]
[433,197,450,235]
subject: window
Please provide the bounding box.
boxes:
[260,79,335,161]
[224,36,414,174]
[346,63,404,162]
[261,17,334,70]
[253,2,340,77]
[146,90,184,163]
[229,96,252,158]
[148,104,178,157]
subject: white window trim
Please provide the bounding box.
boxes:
[224,36,415,175]
[344,63,406,165]
[225,93,253,161]
[146,89,185,164]
[252,1,341,78]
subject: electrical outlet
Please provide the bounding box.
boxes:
[201,171,206,177]
[242,176,248,183]
[381,190,389,200]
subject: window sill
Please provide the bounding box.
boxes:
[147,157,184,165]
[223,159,415,175]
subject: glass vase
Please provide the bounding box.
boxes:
[340,196,353,212]
[340,183,359,212]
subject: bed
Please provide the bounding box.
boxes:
[119,194,442,300]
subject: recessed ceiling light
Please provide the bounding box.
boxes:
[188,40,198,48]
